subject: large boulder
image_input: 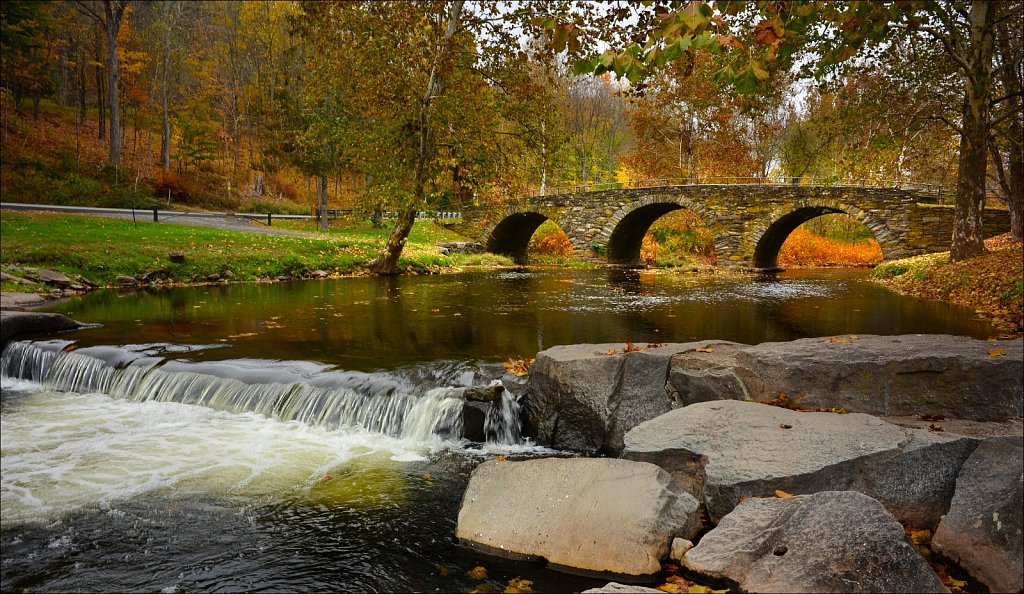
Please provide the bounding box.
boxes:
[683,491,946,593]
[524,342,730,454]
[932,435,1024,593]
[622,400,979,526]
[456,457,700,578]
[732,334,1023,420]
[0,310,91,351]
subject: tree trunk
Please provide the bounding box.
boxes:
[366,0,465,275]
[1008,133,1023,241]
[949,1,994,262]
[95,53,105,141]
[161,26,171,172]
[317,175,329,232]
[104,1,123,168]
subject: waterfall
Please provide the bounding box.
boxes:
[1,341,523,445]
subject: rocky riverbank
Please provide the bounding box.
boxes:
[457,335,1023,592]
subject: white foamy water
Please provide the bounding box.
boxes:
[0,388,448,525]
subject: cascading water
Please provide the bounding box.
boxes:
[0,340,523,445]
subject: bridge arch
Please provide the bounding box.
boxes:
[750,202,900,270]
[486,211,568,263]
[602,194,716,265]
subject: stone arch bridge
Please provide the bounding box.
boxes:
[450,182,1010,269]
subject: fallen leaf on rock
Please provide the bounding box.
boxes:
[988,348,1007,357]
[467,566,488,580]
[779,423,793,429]
[504,578,533,593]
[695,346,715,353]
[503,357,533,376]
[774,489,793,499]
[657,583,683,593]
[928,423,944,432]
[826,335,859,344]
[919,413,946,422]
[624,341,642,352]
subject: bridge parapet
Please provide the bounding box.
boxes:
[453,182,1009,269]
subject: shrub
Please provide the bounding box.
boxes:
[529,220,573,257]
[154,170,196,200]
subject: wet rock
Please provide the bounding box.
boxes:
[463,385,504,402]
[311,270,329,279]
[932,435,1024,593]
[0,272,32,285]
[116,275,139,287]
[582,584,664,593]
[622,400,979,526]
[457,457,700,578]
[683,491,946,593]
[524,342,708,454]
[206,273,222,282]
[460,400,487,442]
[1,310,91,350]
[31,269,72,288]
[0,292,46,311]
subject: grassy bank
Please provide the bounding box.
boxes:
[872,234,1023,336]
[0,211,513,290]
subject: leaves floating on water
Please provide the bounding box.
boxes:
[503,357,533,376]
[504,577,533,593]
[467,566,488,580]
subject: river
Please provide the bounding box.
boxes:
[0,268,995,592]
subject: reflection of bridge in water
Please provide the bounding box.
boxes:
[451,178,1011,270]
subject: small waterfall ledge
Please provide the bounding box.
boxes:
[1,340,524,445]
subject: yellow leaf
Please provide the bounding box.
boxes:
[774,489,793,498]
[687,585,713,594]
[657,584,682,593]
[695,346,714,353]
[988,348,1007,357]
[504,578,533,593]
[467,566,488,580]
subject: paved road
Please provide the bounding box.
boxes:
[1,202,323,237]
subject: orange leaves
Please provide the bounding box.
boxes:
[777,228,882,268]
[988,348,1007,357]
[602,342,666,356]
[503,357,533,376]
[826,335,859,344]
[774,489,793,499]
[466,566,488,580]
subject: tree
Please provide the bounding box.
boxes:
[301,1,548,274]
[544,1,1024,260]
[73,0,127,168]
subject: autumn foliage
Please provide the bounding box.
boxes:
[777,227,883,267]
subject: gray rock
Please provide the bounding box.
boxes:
[435,241,482,255]
[0,272,32,285]
[932,436,1024,593]
[524,342,715,454]
[32,269,72,288]
[0,292,46,311]
[669,538,693,562]
[683,491,946,593]
[734,334,1023,420]
[1,311,92,350]
[666,342,753,407]
[582,583,664,593]
[622,400,979,526]
[456,457,700,578]
[116,275,138,287]
[461,400,487,442]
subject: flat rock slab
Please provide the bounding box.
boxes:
[932,435,1024,593]
[582,583,664,593]
[733,334,1023,420]
[622,400,979,526]
[456,457,700,578]
[683,491,946,593]
[0,292,47,311]
[0,310,91,351]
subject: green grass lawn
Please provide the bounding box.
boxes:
[0,211,501,287]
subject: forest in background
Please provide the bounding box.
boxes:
[1,1,1020,271]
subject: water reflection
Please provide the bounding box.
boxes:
[43,268,995,371]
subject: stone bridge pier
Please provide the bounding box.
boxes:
[451,184,1011,269]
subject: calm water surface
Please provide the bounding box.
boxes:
[0,268,995,593]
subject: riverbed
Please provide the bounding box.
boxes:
[0,268,996,592]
